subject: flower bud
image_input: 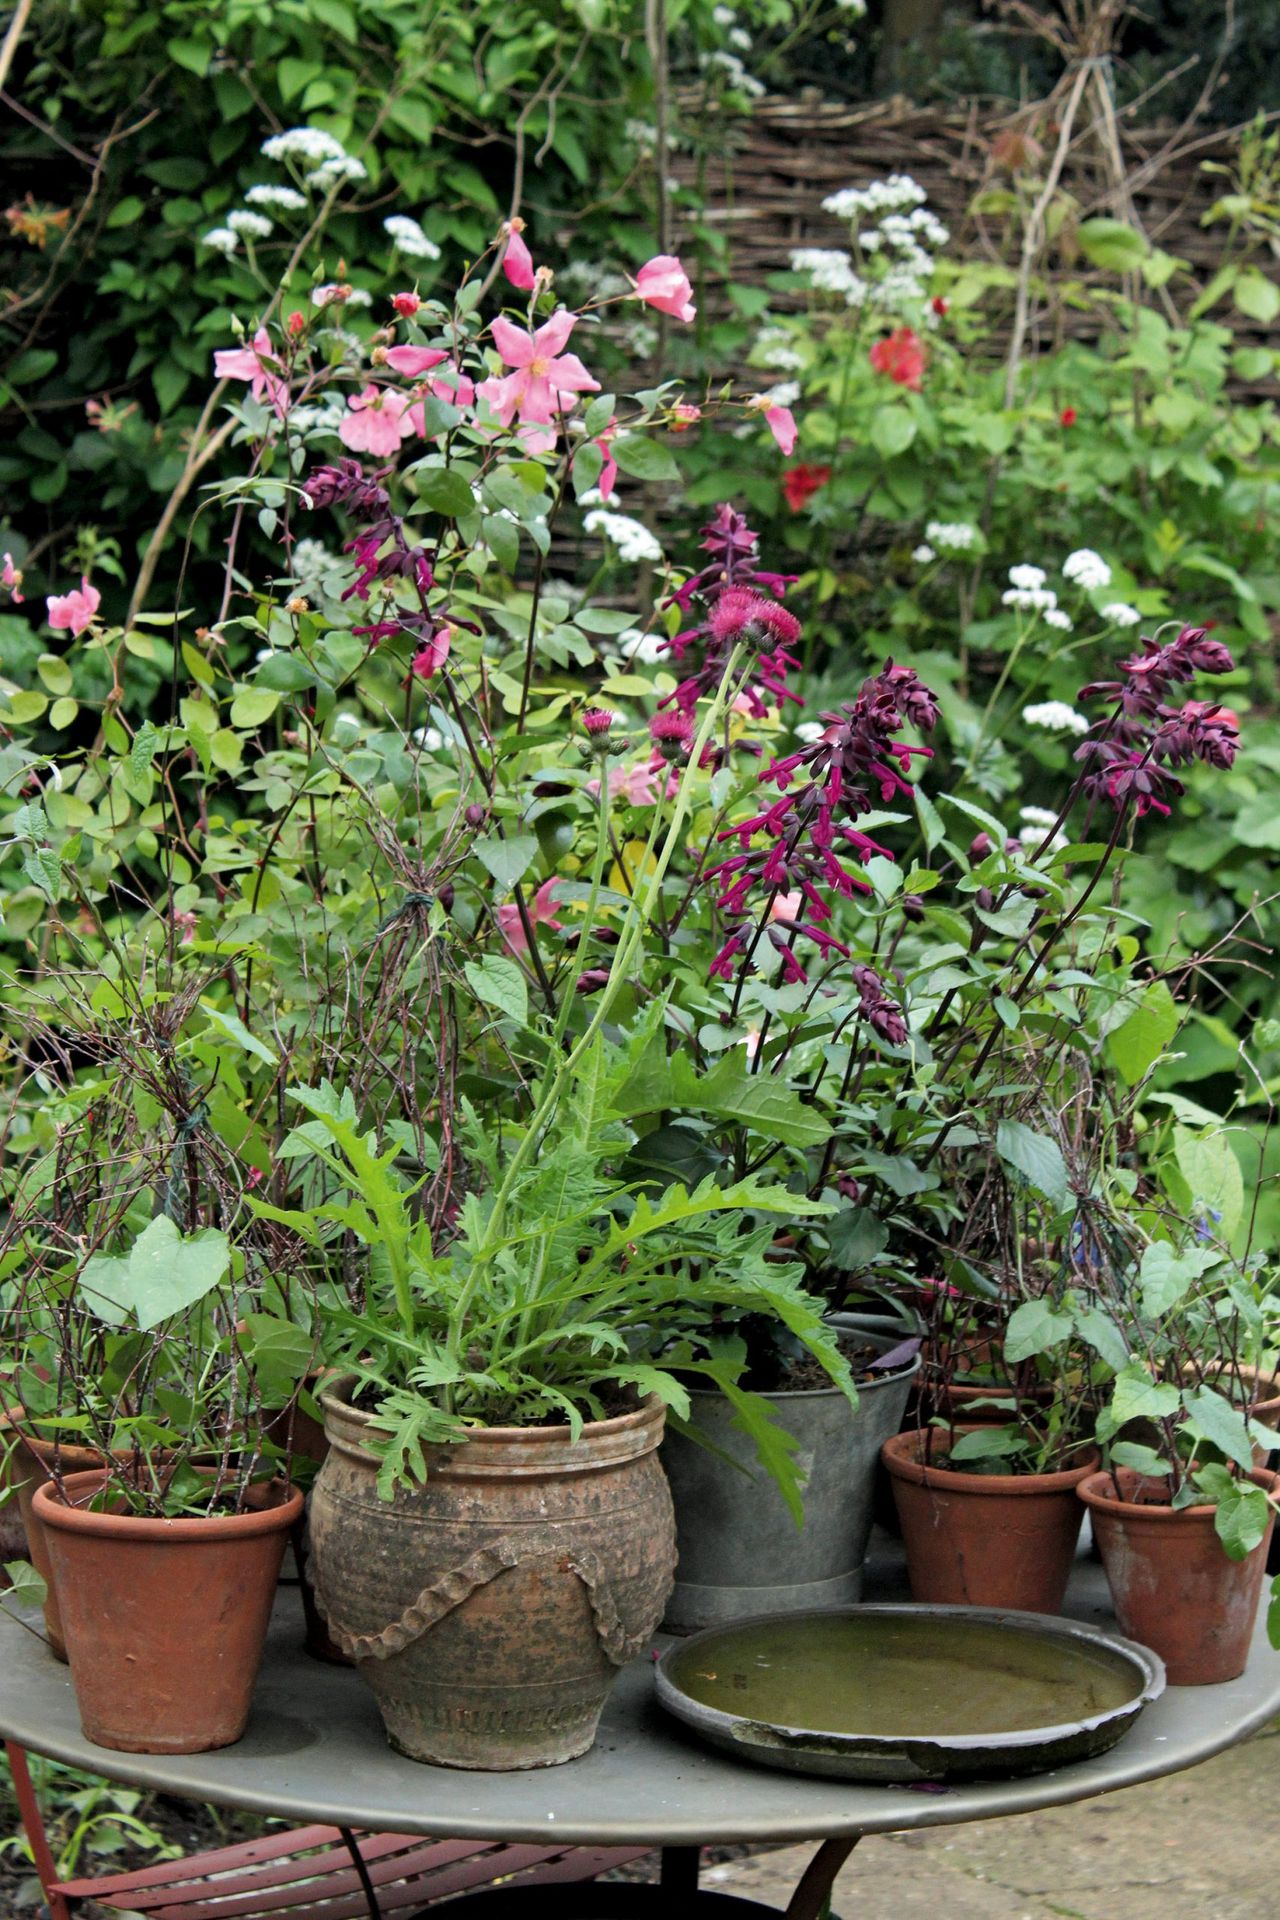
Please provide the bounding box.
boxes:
[576,967,611,995]
[392,291,422,318]
[976,886,995,911]
[900,893,924,922]
[437,883,455,911]
[969,832,992,859]
[465,802,487,827]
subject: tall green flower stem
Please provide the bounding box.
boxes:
[444,643,747,1369]
[960,612,1035,780]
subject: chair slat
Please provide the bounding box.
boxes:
[66,1835,496,1908]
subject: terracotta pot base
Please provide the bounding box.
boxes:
[1078,1467,1277,1684]
[35,1470,303,1752]
[882,1427,1099,1615]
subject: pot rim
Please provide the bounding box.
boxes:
[32,1468,303,1541]
[882,1425,1100,1495]
[318,1374,665,1446]
[1077,1464,1279,1520]
[678,1322,923,1402]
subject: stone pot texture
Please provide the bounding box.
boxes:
[882,1427,1099,1614]
[34,1469,302,1752]
[308,1379,676,1771]
[1077,1465,1278,1685]
[660,1326,921,1633]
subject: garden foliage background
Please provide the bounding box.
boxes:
[1,0,1279,1888]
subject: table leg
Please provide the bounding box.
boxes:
[660,1846,701,1894]
[783,1837,859,1920]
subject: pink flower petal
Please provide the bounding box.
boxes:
[490,315,536,368]
[502,225,536,291]
[531,309,577,359]
[635,255,697,323]
[384,346,449,376]
[765,405,798,455]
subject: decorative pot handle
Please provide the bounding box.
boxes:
[310,1537,668,1667]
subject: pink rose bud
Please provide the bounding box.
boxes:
[392,291,421,318]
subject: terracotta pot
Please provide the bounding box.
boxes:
[308,1378,676,1770]
[8,1428,117,1660]
[882,1426,1099,1614]
[0,1408,31,1574]
[1078,1466,1277,1685]
[920,1334,1059,1426]
[34,1469,302,1752]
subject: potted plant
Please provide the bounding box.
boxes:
[1076,1214,1280,1684]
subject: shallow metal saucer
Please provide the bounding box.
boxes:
[655,1603,1166,1783]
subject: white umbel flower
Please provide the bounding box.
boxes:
[245,184,308,212]
[227,209,273,239]
[306,155,368,189]
[384,215,442,261]
[1008,564,1047,591]
[201,227,239,255]
[619,629,666,666]
[794,721,828,744]
[261,128,347,165]
[912,544,936,564]
[926,520,977,550]
[1003,587,1059,613]
[1063,549,1111,590]
[1102,601,1141,628]
[1024,701,1090,736]
[584,511,663,566]
[1044,608,1073,631]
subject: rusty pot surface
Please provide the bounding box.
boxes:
[35,1469,302,1752]
[308,1379,676,1770]
[1078,1466,1278,1685]
[882,1427,1099,1615]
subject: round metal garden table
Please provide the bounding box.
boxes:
[2,1539,1278,1919]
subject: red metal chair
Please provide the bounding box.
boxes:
[5,1741,653,1919]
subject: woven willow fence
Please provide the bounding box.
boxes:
[666,96,1275,356]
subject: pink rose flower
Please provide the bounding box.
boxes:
[213,327,289,417]
[410,626,452,680]
[476,310,599,430]
[497,876,565,954]
[634,255,696,323]
[46,577,101,635]
[2,553,23,603]
[338,384,414,456]
[501,220,536,292]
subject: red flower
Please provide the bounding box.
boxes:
[392,291,421,318]
[782,464,832,513]
[1060,406,1078,427]
[869,328,925,392]
[287,310,306,336]
[931,296,948,316]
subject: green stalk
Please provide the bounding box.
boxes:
[549,764,615,1055]
[445,645,747,1366]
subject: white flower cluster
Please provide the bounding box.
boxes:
[913,543,936,564]
[1062,548,1111,591]
[1003,565,1060,615]
[308,154,368,189]
[926,520,977,550]
[794,720,828,744]
[699,49,765,96]
[1102,601,1140,628]
[289,538,346,587]
[1018,804,1068,853]
[713,8,754,51]
[261,127,348,165]
[619,628,667,666]
[559,261,631,301]
[761,380,800,408]
[201,227,240,255]
[752,327,804,371]
[584,510,664,566]
[245,184,308,212]
[834,0,867,14]
[311,283,372,308]
[822,174,927,220]
[789,248,868,305]
[384,214,442,261]
[1024,700,1090,736]
[1044,608,1073,630]
[227,208,273,239]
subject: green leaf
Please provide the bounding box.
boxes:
[610,434,679,483]
[1183,1386,1255,1473]
[166,35,210,74]
[1004,1297,1073,1363]
[1210,1476,1272,1560]
[1173,1126,1244,1239]
[948,1426,1026,1463]
[1076,1306,1129,1375]
[1138,1241,1217,1318]
[1078,218,1149,271]
[3,1562,47,1610]
[230,688,282,729]
[995,1120,1069,1208]
[1106,980,1180,1086]
[669,1053,831,1150]
[48,698,78,730]
[1098,1359,1182,1443]
[1233,269,1280,325]
[869,406,917,461]
[413,467,476,519]
[200,1001,278,1067]
[81,1217,230,1333]
[827,1207,888,1270]
[463,955,528,1028]
[473,833,537,891]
